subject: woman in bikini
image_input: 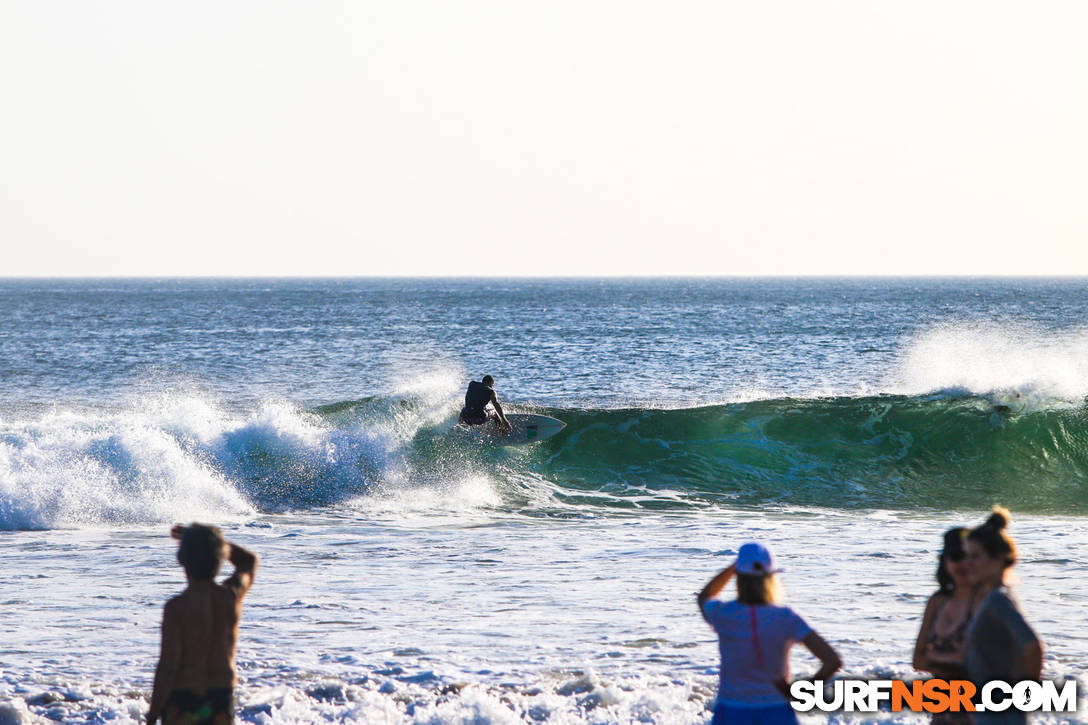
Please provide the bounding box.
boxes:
[912,527,978,724]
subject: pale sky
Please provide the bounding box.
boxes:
[1,1,1086,276]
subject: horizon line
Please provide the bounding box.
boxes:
[4,273,1088,281]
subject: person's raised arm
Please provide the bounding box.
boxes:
[146,602,182,725]
[224,540,258,599]
[696,564,736,623]
[172,524,258,598]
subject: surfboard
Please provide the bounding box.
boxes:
[454,413,566,446]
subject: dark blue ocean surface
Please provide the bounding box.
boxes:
[2,277,1085,410]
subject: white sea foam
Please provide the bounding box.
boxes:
[891,322,1088,406]
[350,474,504,518]
[4,502,1087,724]
[0,407,253,530]
[0,392,446,530]
[0,367,548,530]
[0,674,715,725]
[0,698,44,725]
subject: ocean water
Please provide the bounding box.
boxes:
[1,278,1087,724]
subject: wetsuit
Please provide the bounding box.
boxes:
[459,380,496,425]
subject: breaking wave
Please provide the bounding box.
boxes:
[3,386,1087,530]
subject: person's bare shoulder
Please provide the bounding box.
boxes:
[923,591,949,616]
[211,580,240,601]
[160,594,186,633]
[209,580,246,618]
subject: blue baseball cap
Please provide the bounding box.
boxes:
[736,542,781,576]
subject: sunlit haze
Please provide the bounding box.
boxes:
[2,1,1086,276]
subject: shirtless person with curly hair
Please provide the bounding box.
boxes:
[146,524,258,725]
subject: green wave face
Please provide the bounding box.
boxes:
[522,396,1088,513]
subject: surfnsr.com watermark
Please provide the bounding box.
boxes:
[790,679,1078,713]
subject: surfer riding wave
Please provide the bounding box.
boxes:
[459,375,512,433]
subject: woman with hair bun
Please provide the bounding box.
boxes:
[697,542,841,725]
[964,507,1043,725]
